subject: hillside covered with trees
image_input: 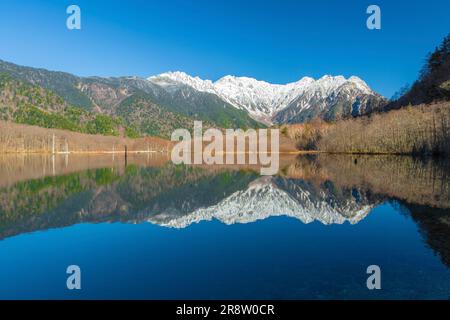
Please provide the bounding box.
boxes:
[0,74,139,138]
[388,34,450,108]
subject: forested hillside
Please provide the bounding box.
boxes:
[116,93,215,138]
[388,34,450,109]
[0,74,138,137]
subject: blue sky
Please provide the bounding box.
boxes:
[0,0,449,98]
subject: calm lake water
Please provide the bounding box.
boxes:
[0,153,449,299]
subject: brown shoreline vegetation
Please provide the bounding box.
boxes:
[1,102,449,157]
[282,102,450,156]
[0,120,300,155]
[0,120,173,154]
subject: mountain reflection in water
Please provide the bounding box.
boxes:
[0,153,449,299]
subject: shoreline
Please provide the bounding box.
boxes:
[0,150,447,157]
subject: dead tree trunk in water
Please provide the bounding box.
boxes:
[124,145,128,167]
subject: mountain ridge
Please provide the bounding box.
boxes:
[148,71,386,124]
[0,59,261,137]
[0,58,386,134]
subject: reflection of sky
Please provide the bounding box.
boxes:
[0,203,449,299]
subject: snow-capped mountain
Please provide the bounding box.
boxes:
[148,72,386,124]
[147,176,374,228]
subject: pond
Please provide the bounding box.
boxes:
[0,153,448,299]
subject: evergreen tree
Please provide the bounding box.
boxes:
[388,33,450,108]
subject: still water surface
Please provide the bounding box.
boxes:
[0,153,449,299]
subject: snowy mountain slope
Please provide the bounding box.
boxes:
[148,72,386,124]
[148,176,373,228]
[274,76,386,123]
